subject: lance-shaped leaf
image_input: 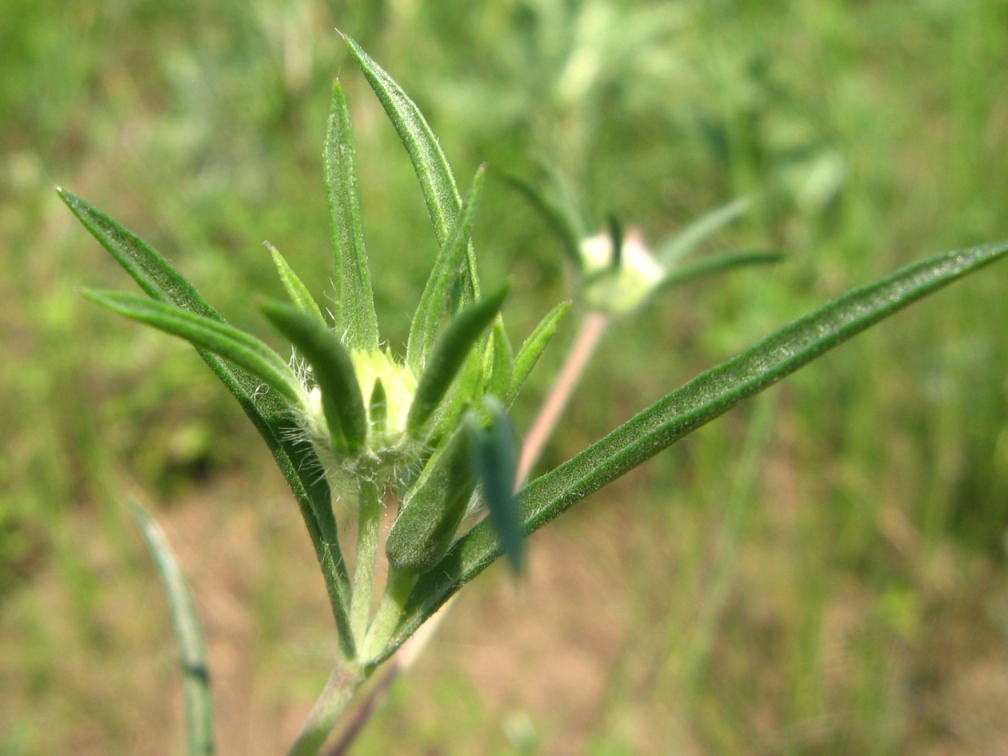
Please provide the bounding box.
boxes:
[266,242,327,328]
[407,166,486,373]
[656,196,751,268]
[341,32,480,302]
[59,189,350,630]
[369,378,387,434]
[260,300,367,454]
[508,300,571,404]
[505,172,585,267]
[82,290,305,408]
[130,502,213,756]
[378,240,1008,660]
[469,399,522,571]
[485,318,514,400]
[325,80,379,351]
[385,425,476,573]
[659,250,785,290]
[407,284,510,435]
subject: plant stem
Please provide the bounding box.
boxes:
[350,478,381,643]
[515,310,609,485]
[361,567,417,661]
[288,655,365,756]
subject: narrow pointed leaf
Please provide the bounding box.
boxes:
[83,289,305,408]
[407,166,486,372]
[325,80,379,350]
[407,285,510,435]
[266,242,327,328]
[385,425,476,573]
[379,240,1008,659]
[486,318,514,400]
[341,32,480,300]
[369,378,387,435]
[58,189,349,611]
[130,502,213,756]
[659,250,785,290]
[469,399,522,571]
[656,196,751,268]
[260,300,368,454]
[504,172,584,267]
[508,300,571,403]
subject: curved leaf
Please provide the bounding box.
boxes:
[381,240,1008,660]
[260,300,367,454]
[82,289,305,408]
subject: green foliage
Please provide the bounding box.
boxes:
[324,80,379,352]
[388,240,1008,657]
[129,502,213,756]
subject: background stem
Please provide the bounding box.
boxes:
[516,310,609,485]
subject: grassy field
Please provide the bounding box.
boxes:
[2,1,1008,754]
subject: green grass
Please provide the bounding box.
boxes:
[2,0,1008,754]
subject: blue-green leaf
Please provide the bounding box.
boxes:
[407,284,510,435]
[341,32,480,301]
[325,80,379,351]
[407,166,486,373]
[260,300,367,454]
[266,242,327,328]
[508,300,571,404]
[82,289,305,408]
[469,399,522,572]
[382,240,1008,660]
[129,502,213,756]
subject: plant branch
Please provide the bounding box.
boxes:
[516,310,609,485]
[288,656,365,756]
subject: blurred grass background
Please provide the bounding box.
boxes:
[2,0,1008,753]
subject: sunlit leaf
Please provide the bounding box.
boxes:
[325,80,379,351]
[59,189,350,612]
[129,502,213,756]
[407,284,510,435]
[508,300,571,403]
[382,240,1008,659]
[82,289,305,408]
[341,32,480,301]
[260,299,367,454]
[486,318,514,400]
[266,242,327,328]
[407,166,486,373]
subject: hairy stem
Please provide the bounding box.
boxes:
[288,656,365,756]
[361,568,417,661]
[350,478,381,643]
